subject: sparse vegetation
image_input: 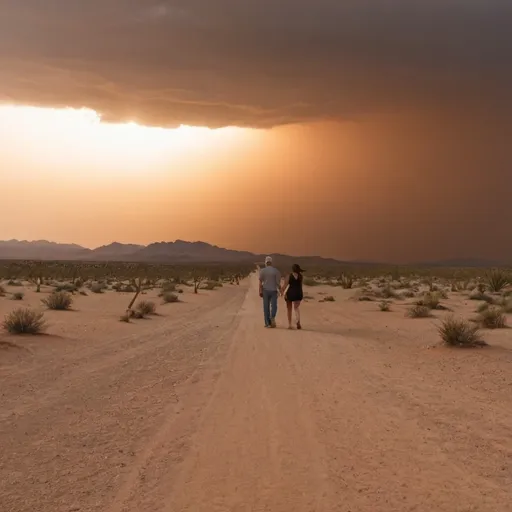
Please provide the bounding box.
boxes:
[339,274,355,289]
[416,292,444,310]
[379,300,391,312]
[119,312,131,323]
[485,269,511,293]
[11,292,24,301]
[0,285,6,297]
[469,291,495,303]
[303,277,320,287]
[42,291,73,310]
[438,316,486,347]
[136,300,157,317]
[162,292,179,303]
[321,295,335,302]
[406,305,431,318]
[3,308,46,334]
[91,283,105,294]
[477,307,507,329]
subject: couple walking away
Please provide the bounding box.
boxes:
[258,256,304,329]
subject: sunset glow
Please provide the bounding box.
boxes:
[0,105,252,174]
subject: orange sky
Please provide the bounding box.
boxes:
[1,104,510,263]
[1,1,511,262]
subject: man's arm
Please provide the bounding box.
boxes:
[259,269,264,296]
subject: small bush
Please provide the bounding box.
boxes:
[485,269,510,293]
[0,285,6,297]
[11,292,24,301]
[303,277,320,287]
[163,292,179,303]
[121,285,135,293]
[379,300,391,312]
[3,308,46,334]
[402,290,415,298]
[203,281,219,291]
[79,290,88,296]
[42,291,73,310]
[339,274,354,289]
[322,295,335,302]
[416,292,441,310]
[54,283,77,293]
[91,283,104,294]
[7,280,22,287]
[358,295,374,302]
[469,291,495,303]
[136,300,156,317]
[438,316,486,347]
[407,305,431,318]
[478,307,507,329]
[379,286,400,299]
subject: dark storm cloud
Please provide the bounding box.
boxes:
[0,0,511,127]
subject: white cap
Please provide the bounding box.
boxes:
[265,256,273,265]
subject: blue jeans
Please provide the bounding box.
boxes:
[262,289,278,326]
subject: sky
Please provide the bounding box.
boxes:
[1,0,511,263]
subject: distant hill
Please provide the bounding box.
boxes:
[0,239,507,268]
[0,239,341,266]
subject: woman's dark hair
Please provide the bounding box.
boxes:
[292,264,305,275]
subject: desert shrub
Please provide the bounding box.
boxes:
[379,300,391,312]
[91,283,104,294]
[358,295,374,302]
[379,286,401,300]
[136,300,156,317]
[322,296,335,302]
[416,292,441,310]
[42,291,73,310]
[204,281,219,290]
[161,281,176,293]
[402,290,415,298]
[79,290,88,296]
[478,307,507,329]
[11,292,24,301]
[339,274,354,289]
[303,277,320,287]
[3,308,46,334]
[438,316,486,347]
[485,269,510,293]
[55,283,77,293]
[121,285,135,293]
[0,285,6,297]
[7,280,22,286]
[162,292,179,303]
[406,305,431,318]
[469,291,495,303]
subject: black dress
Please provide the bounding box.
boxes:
[285,273,303,302]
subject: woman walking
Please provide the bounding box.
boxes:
[282,264,305,330]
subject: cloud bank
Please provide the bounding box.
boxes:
[1,0,511,127]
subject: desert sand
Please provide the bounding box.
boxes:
[1,274,512,511]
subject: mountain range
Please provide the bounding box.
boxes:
[0,239,507,268]
[0,239,340,266]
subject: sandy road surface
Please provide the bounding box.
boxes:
[2,275,512,511]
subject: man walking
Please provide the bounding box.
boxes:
[259,256,281,328]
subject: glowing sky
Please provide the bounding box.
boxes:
[1,1,511,262]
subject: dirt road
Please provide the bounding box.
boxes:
[2,275,512,511]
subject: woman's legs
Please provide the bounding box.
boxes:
[294,301,301,328]
[286,301,293,328]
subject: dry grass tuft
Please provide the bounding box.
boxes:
[438,316,486,347]
[3,308,46,334]
[485,269,511,293]
[11,292,24,301]
[162,292,180,303]
[136,300,157,317]
[42,291,73,310]
[406,305,432,318]
[477,307,507,329]
[379,300,391,312]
